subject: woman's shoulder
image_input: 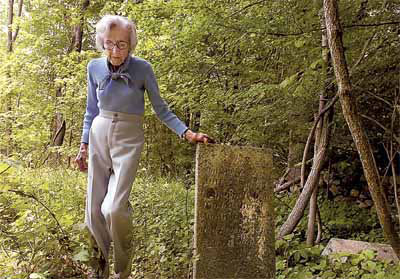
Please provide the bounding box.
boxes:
[87,57,106,70]
[130,56,153,70]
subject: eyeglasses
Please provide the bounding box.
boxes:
[104,40,129,51]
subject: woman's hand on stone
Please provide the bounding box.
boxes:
[184,130,214,144]
[75,143,88,172]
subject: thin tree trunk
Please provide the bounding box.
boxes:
[12,0,23,43]
[278,6,335,239]
[306,96,325,246]
[306,185,318,246]
[306,92,324,246]
[4,0,22,156]
[73,0,90,52]
[4,0,15,156]
[306,6,334,246]
[278,104,331,238]
[7,0,14,52]
[323,0,400,257]
[53,0,90,150]
[316,205,322,244]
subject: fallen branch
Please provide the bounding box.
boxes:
[274,177,301,193]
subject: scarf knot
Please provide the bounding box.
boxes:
[110,72,131,85]
[99,57,133,89]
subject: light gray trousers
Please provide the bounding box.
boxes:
[85,109,144,278]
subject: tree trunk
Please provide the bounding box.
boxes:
[277,6,335,239]
[53,0,90,149]
[70,0,90,52]
[4,0,15,156]
[12,0,23,43]
[7,0,14,52]
[278,100,332,238]
[306,102,323,245]
[53,120,66,146]
[306,185,318,246]
[306,6,334,246]
[323,0,400,257]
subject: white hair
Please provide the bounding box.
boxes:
[95,15,137,52]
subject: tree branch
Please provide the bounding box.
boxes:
[206,32,249,75]
[229,0,268,17]
[300,29,377,187]
[344,21,400,28]
[300,93,338,187]
[6,189,67,236]
[274,177,301,193]
[361,114,400,145]
[217,20,400,38]
[0,166,11,176]
[350,31,377,72]
[362,88,393,108]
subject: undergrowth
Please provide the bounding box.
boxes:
[0,163,399,278]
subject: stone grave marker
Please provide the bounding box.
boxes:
[322,238,399,263]
[193,144,275,279]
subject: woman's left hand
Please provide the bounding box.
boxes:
[184,129,214,144]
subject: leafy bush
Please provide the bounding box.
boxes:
[0,163,194,279]
[318,196,384,243]
[276,233,400,279]
[1,163,399,279]
[129,176,194,278]
[0,162,86,278]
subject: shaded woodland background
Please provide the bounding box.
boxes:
[1,0,400,278]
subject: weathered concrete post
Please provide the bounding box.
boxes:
[194,144,275,279]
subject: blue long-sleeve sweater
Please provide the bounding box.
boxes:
[81,55,188,144]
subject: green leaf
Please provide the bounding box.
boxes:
[362,249,376,260]
[276,260,286,270]
[321,271,336,279]
[310,59,323,70]
[295,39,306,48]
[280,74,296,89]
[351,255,363,266]
[29,274,46,279]
[73,249,89,262]
[297,271,313,279]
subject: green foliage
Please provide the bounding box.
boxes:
[129,176,194,278]
[275,192,384,243]
[276,233,400,279]
[2,0,399,177]
[0,162,87,278]
[1,163,400,278]
[319,197,383,242]
[0,163,194,278]
[1,0,400,277]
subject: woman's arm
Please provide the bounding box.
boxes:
[144,62,213,143]
[144,62,188,138]
[75,61,99,172]
[81,61,99,144]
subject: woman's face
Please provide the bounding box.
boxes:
[103,25,130,66]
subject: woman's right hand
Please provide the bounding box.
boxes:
[75,143,88,172]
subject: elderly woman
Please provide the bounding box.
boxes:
[75,15,210,279]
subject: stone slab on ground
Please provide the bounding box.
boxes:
[322,238,399,263]
[193,144,275,279]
